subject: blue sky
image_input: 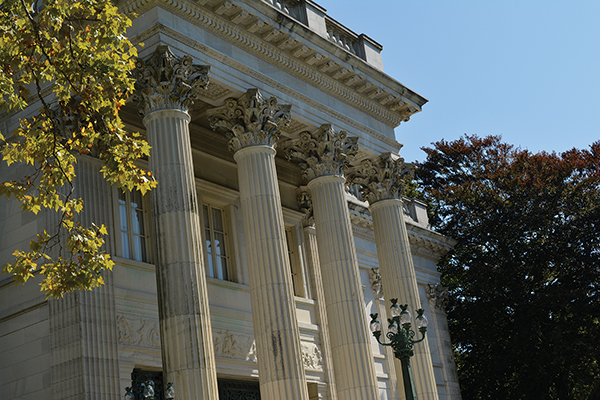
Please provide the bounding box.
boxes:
[319,1,600,163]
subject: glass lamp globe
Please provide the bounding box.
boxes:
[416,309,428,330]
[390,299,402,317]
[388,319,399,334]
[370,318,382,334]
[165,382,175,400]
[399,308,412,326]
[142,381,155,399]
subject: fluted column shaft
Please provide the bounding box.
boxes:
[144,109,218,400]
[234,145,309,400]
[308,175,380,400]
[370,199,439,400]
[303,225,338,400]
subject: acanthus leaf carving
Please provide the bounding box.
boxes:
[347,152,414,204]
[132,45,210,115]
[283,124,358,182]
[207,88,292,152]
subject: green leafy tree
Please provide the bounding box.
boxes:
[0,0,155,298]
[416,135,600,399]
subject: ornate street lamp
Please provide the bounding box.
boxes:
[124,380,175,400]
[369,298,429,400]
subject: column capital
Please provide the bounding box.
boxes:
[133,45,210,115]
[207,89,292,153]
[283,124,358,181]
[347,152,414,204]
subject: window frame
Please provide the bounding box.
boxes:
[113,188,152,264]
[283,210,312,299]
[197,179,241,284]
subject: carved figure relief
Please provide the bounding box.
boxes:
[427,283,450,311]
[301,343,324,371]
[212,329,322,370]
[213,329,256,362]
[369,268,384,300]
[296,186,314,227]
[116,314,161,348]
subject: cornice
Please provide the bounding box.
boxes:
[120,0,422,129]
[347,202,455,260]
[132,23,402,152]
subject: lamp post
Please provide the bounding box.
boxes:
[369,298,429,400]
[124,380,175,400]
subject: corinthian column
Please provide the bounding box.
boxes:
[208,89,309,400]
[133,46,218,400]
[284,125,380,400]
[348,153,439,400]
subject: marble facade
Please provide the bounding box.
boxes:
[0,1,461,399]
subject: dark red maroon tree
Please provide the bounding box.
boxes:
[416,135,600,400]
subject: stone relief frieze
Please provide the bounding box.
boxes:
[116,316,324,370]
[116,314,161,348]
[213,329,257,362]
[301,342,323,371]
[212,329,322,370]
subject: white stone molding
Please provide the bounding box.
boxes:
[283,124,358,181]
[133,45,210,115]
[347,152,414,204]
[207,88,292,152]
[131,23,402,151]
[121,0,425,128]
[426,283,450,311]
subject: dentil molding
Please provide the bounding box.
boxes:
[120,0,422,128]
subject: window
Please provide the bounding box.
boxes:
[203,204,229,280]
[284,225,310,298]
[285,228,300,296]
[118,190,148,262]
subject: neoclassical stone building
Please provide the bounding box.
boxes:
[0,1,461,399]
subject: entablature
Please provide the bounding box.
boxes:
[120,0,428,131]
